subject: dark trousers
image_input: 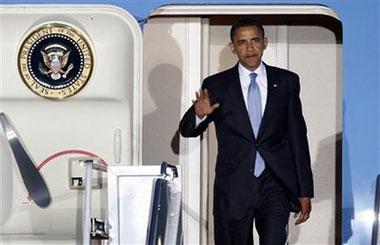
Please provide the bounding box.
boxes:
[214,170,291,245]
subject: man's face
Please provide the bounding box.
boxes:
[229,26,267,71]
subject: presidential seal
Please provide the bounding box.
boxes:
[18,22,94,99]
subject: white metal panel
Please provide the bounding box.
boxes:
[150,4,340,20]
[0,4,142,242]
[107,165,182,245]
[108,166,161,244]
[143,16,203,245]
[288,24,342,244]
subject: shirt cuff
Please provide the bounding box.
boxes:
[195,115,207,127]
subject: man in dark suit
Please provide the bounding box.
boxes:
[179,18,313,244]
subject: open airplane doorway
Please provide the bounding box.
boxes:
[142,5,342,244]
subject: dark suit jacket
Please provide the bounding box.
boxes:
[179,63,314,220]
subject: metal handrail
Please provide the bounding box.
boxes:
[82,159,108,245]
[0,112,51,208]
[372,174,380,245]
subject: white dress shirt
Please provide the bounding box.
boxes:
[195,62,268,126]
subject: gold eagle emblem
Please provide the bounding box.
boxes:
[39,44,74,80]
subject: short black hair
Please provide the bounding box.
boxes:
[230,18,265,42]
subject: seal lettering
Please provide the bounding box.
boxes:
[18,22,94,99]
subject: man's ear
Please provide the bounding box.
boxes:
[229,42,236,54]
[264,37,268,50]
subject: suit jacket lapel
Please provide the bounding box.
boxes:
[257,64,278,139]
[226,65,255,142]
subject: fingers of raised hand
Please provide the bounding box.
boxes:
[195,90,201,101]
[195,89,206,101]
[210,103,220,111]
[203,89,210,100]
[193,88,219,117]
[194,89,209,103]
